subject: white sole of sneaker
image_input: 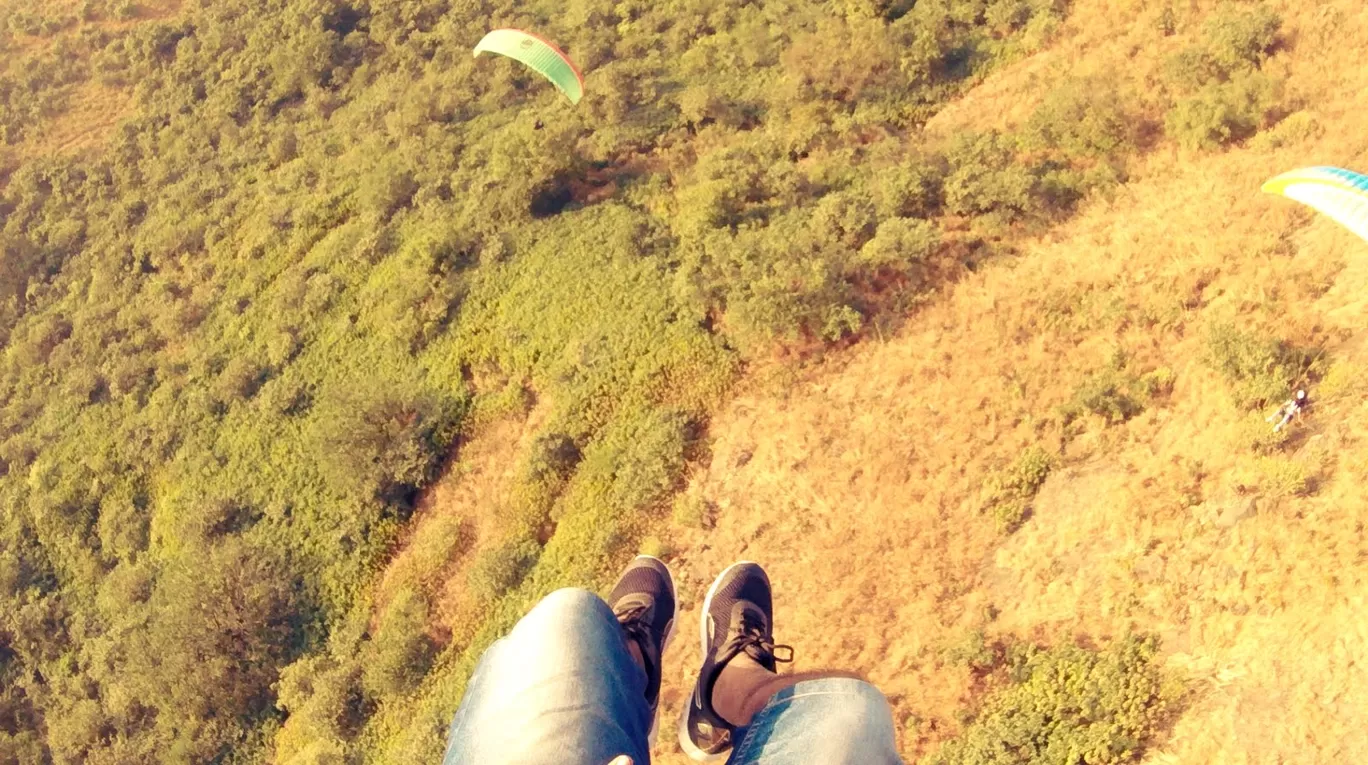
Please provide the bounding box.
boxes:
[636,554,677,748]
[677,560,758,762]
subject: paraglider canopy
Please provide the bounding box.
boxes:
[1262,166,1368,244]
[473,29,584,105]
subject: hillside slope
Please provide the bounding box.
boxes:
[647,3,1368,760]
[2,0,1366,762]
[389,1,1368,762]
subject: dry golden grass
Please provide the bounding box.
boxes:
[372,403,552,645]
[378,0,1368,762]
[22,81,135,157]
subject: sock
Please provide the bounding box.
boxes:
[710,652,775,728]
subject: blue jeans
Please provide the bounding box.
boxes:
[443,588,903,765]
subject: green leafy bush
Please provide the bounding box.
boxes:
[1024,78,1134,158]
[1202,2,1281,74]
[859,217,940,281]
[1248,110,1323,151]
[122,540,303,760]
[1256,456,1312,498]
[1137,367,1177,398]
[310,380,462,503]
[671,489,713,530]
[872,157,946,219]
[810,189,880,251]
[982,446,1056,533]
[821,304,865,341]
[466,536,542,603]
[927,635,1177,765]
[1165,72,1279,151]
[945,629,1002,674]
[361,588,436,701]
[943,132,1039,220]
[1162,3,1282,151]
[1203,323,1318,409]
[274,652,364,764]
[1060,369,1146,426]
[1165,3,1280,89]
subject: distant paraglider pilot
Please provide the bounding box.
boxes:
[1267,389,1309,433]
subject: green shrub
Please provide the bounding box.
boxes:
[943,132,1038,220]
[310,380,462,503]
[1238,411,1290,454]
[1248,110,1323,151]
[1202,323,1317,410]
[1165,3,1280,90]
[1164,45,1225,92]
[214,355,266,404]
[1060,370,1146,426]
[1165,72,1279,151]
[872,157,945,219]
[357,160,418,220]
[858,217,940,280]
[361,588,435,701]
[123,540,302,760]
[839,0,898,21]
[982,447,1055,533]
[810,189,880,251]
[821,304,864,341]
[1024,79,1133,158]
[1137,367,1176,398]
[677,84,745,129]
[926,635,1176,765]
[671,489,713,530]
[1202,2,1281,74]
[1255,456,1311,498]
[1314,360,1362,401]
[945,629,1001,674]
[274,653,363,763]
[466,536,541,602]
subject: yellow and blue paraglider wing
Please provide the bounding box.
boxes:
[473,29,584,105]
[1262,166,1368,244]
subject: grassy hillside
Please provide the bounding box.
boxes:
[646,1,1368,763]
[0,0,1363,763]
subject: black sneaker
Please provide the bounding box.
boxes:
[678,561,794,761]
[608,555,677,727]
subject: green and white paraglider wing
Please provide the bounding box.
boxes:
[1262,166,1368,244]
[473,29,584,105]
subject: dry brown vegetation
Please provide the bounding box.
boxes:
[386,0,1368,761]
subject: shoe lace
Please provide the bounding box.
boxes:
[615,603,655,656]
[728,607,794,666]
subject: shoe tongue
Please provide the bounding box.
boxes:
[729,600,767,633]
[615,592,655,621]
[617,594,661,706]
[727,602,777,670]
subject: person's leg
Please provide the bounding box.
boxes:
[679,562,902,764]
[444,557,677,765]
[725,676,902,765]
[442,588,650,765]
